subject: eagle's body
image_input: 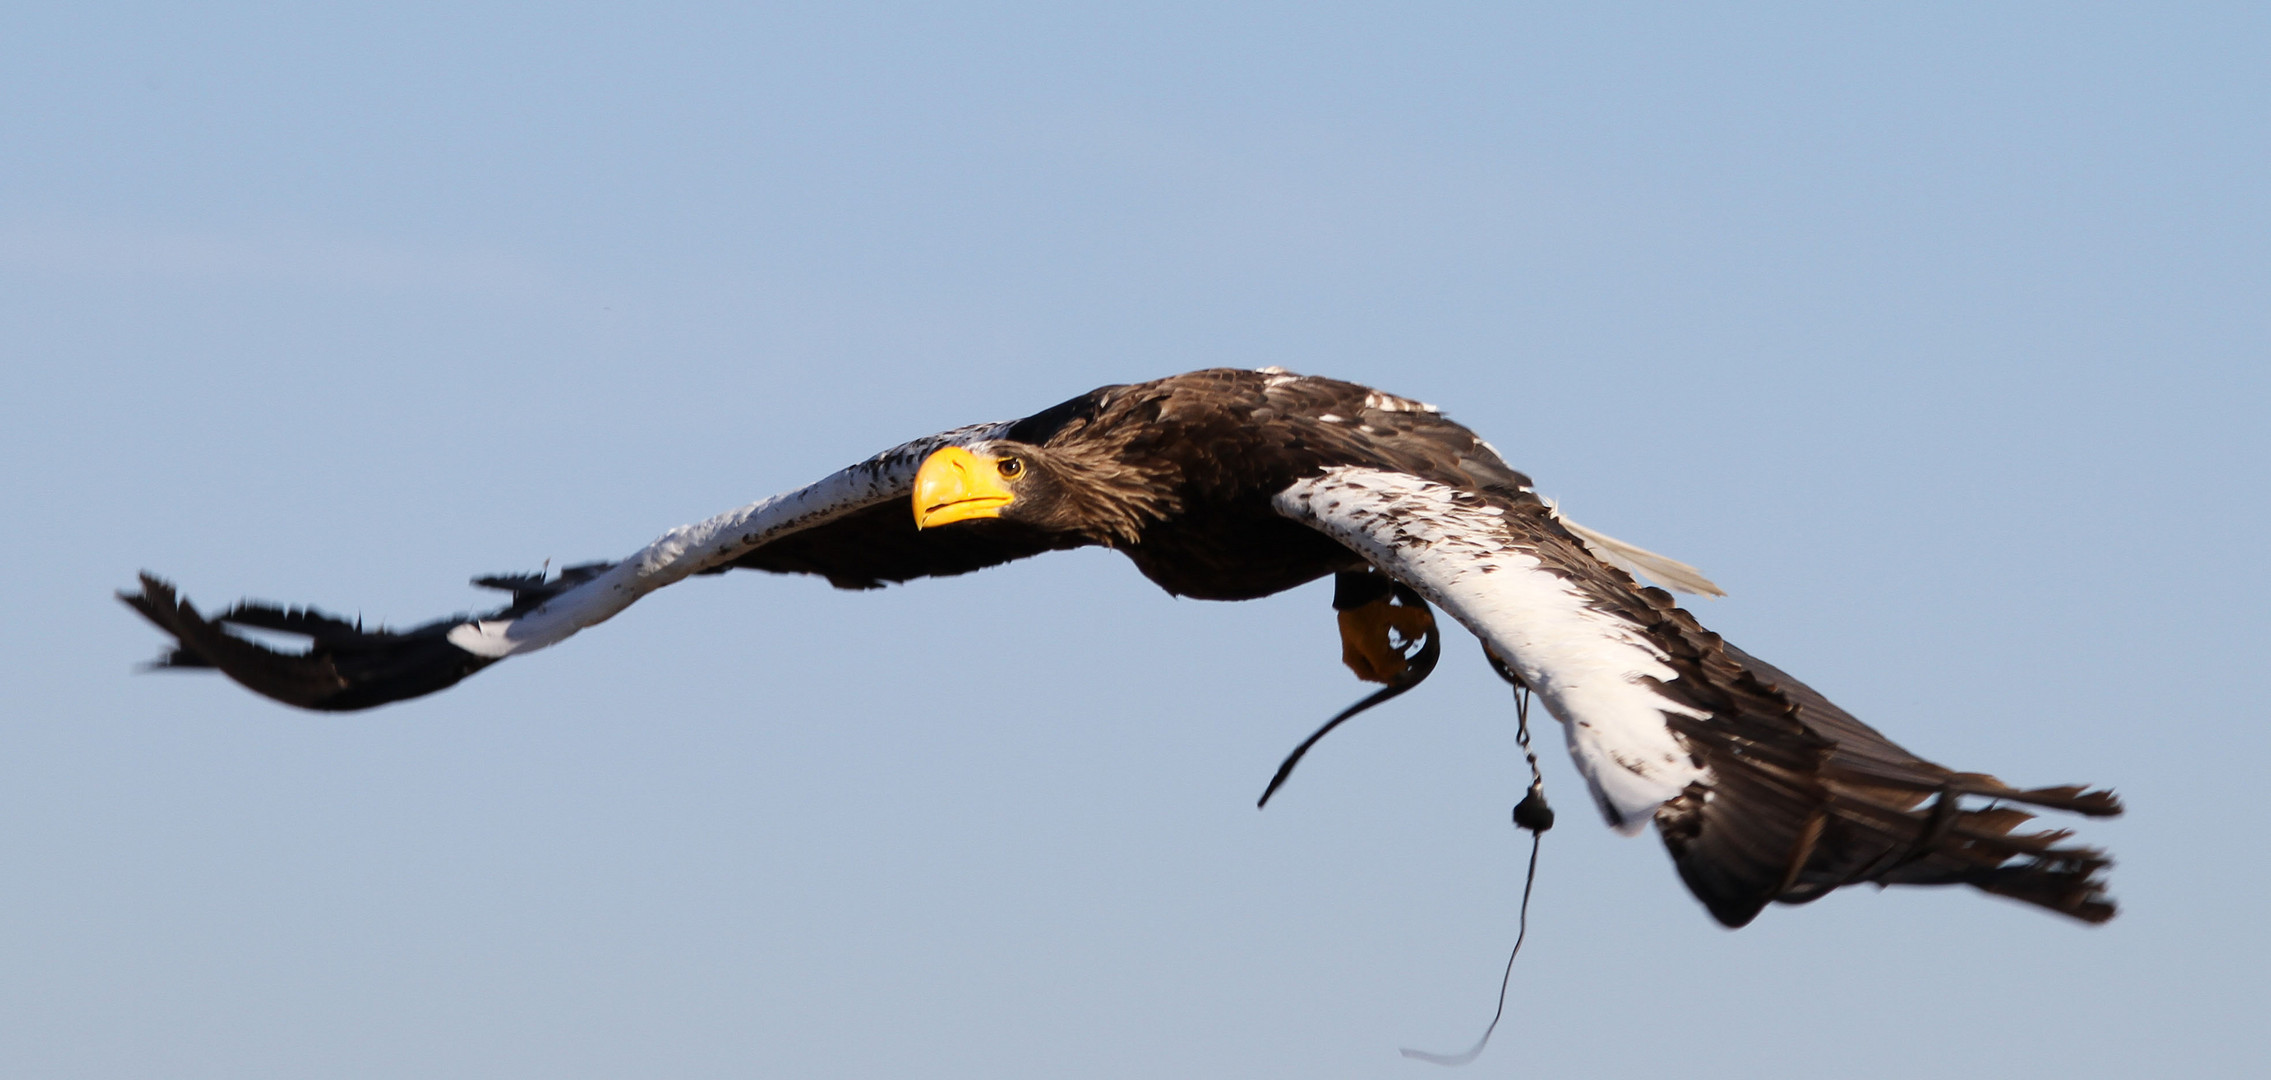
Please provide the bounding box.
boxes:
[726,367,1496,600]
[124,368,2120,928]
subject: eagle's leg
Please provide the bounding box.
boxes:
[1334,571,1437,684]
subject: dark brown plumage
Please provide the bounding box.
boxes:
[121,367,2122,927]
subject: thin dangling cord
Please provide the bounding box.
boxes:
[1258,582,1441,809]
[1401,680,1552,1067]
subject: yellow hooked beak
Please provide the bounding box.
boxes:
[913,446,1019,528]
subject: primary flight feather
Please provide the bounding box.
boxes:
[122,367,2121,927]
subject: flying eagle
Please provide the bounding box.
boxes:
[122,367,2120,928]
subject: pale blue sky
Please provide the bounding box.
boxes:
[4,5,2265,1077]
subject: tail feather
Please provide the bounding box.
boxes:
[1837,781,2117,923]
[1658,760,2119,926]
[1652,641,2121,927]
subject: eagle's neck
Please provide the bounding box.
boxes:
[1042,449,1181,547]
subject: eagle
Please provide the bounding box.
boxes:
[121,367,2121,928]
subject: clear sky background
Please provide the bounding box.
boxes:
[4,5,2265,1078]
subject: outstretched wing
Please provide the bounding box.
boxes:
[122,420,1088,711]
[1273,465,2121,926]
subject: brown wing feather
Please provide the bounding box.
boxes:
[118,394,1130,711]
[1368,483,2123,927]
[121,573,501,711]
[1642,613,2122,926]
[1245,393,2124,928]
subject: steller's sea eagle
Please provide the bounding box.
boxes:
[122,367,2121,928]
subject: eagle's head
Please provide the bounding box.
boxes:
[911,442,1174,546]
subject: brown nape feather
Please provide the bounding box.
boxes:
[990,439,1183,547]
[1646,632,2121,927]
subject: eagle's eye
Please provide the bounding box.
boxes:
[997,457,1024,479]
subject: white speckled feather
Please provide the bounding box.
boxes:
[1275,467,1707,833]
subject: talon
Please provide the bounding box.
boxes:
[1337,595,1437,684]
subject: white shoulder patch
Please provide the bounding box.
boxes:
[1274,467,1707,833]
[446,421,1013,659]
[1361,390,1439,414]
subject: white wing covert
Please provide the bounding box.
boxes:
[1273,463,2122,927]
[1273,465,1709,833]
